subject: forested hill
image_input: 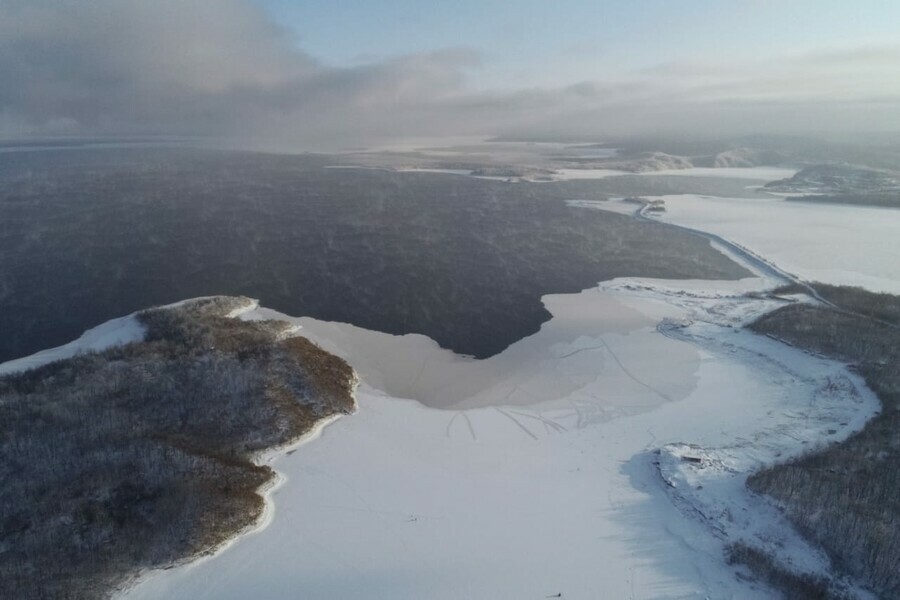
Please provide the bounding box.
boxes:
[0,296,356,600]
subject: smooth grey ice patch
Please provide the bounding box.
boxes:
[243,285,700,413]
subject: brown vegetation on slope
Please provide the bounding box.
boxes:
[0,297,356,600]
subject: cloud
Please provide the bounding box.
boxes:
[0,0,496,146]
[1,0,898,148]
[637,45,900,102]
[0,1,310,128]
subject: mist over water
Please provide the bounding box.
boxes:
[0,147,749,364]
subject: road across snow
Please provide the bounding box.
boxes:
[648,194,900,294]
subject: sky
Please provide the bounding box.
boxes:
[1,0,899,149]
[260,1,900,87]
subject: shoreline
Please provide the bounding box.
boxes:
[115,380,359,598]
[9,267,880,598]
[0,296,359,600]
[9,185,894,597]
[650,293,879,598]
[0,296,259,377]
[121,270,882,599]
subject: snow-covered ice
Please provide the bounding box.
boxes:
[551,168,631,180]
[649,194,900,294]
[642,167,798,181]
[391,166,797,183]
[244,287,696,413]
[326,163,796,185]
[121,262,878,599]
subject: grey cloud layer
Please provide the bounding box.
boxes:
[2,0,898,147]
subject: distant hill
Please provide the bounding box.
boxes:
[765,163,900,208]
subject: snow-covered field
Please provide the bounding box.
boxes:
[649,194,900,294]
[393,166,797,182]
[246,287,695,413]
[119,258,879,599]
[641,167,798,181]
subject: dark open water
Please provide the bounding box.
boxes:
[0,148,749,363]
